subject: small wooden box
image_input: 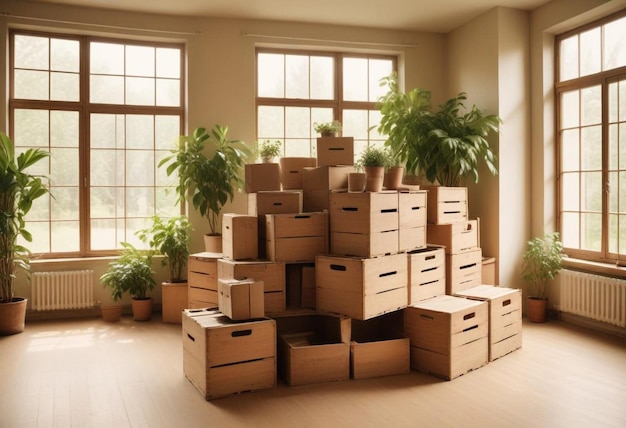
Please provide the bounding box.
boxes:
[222,213,258,261]
[245,163,281,193]
[482,257,496,285]
[454,285,522,361]
[399,226,426,253]
[330,190,399,234]
[274,311,351,386]
[188,252,221,308]
[302,189,331,213]
[422,185,468,225]
[302,165,354,190]
[350,312,409,380]
[316,253,408,320]
[182,309,276,399]
[316,137,354,167]
[446,248,482,294]
[265,212,328,262]
[399,189,427,229]
[404,295,488,380]
[247,191,301,215]
[330,229,399,258]
[279,157,317,190]
[407,245,446,305]
[162,282,188,324]
[218,278,265,321]
[427,219,480,254]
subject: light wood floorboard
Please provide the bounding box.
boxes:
[1,316,624,428]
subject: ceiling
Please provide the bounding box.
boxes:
[33,0,553,33]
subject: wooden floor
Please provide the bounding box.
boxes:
[1,315,624,428]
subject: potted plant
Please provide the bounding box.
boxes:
[100,242,157,321]
[358,145,389,192]
[0,132,49,335]
[314,120,342,137]
[257,139,282,163]
[522,232,564,323]
[348,160,366,193]
[160,125,250,252]
[383,147,405,190]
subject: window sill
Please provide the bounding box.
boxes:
[562,257,626,280]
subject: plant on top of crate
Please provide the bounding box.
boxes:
[314,120,342,137]
[257,139,282,163]
[358,145,389,192]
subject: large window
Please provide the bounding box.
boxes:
[256,49,396,160]
[9,30,184,257]
[556,11,626,264]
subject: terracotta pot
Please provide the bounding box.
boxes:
[320,132,336,137]
[0,297,27,335]
[204,234,222,253]
[101,305,122,322]
[132,297,153,321]
[527,297,548,323]
[364,166,384,192]
[348,172,366,192]
[384,166,405,190]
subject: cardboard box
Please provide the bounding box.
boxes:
[247,191,301,215]
[404,295,488,380]
[407,245,446,305]
[188,252,222,308]
[218,278,265,321]
[302,165,354,190]
[245,163,281,193]
[265,212,328,262]
[273,311,350,386]
[316,253,408,320]
[331,229,399,258]
[162,282,188,324]
[446,248,482,294]
[422,185,468,225]
[427,219,480,254]
[316,137,354,167]
[182,309,276,399]
[350,312,410,379]
[222,213,258,260]
[330,191,399,234]
[482,257,496,285]
[280,157,317,190]
[302,189,331,212]
[454,285,522,361]
[399,189,427,229]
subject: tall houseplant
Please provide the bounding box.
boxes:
[0,132,49,335]
[160,125,250,251]
[522,232,564,323]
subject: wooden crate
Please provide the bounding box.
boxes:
[422,185,468,225]
[316,137,354,167]
[188,252,221,308]
[399,225,426,253]
[427,219,480,254]
[330,229,399,258]
[247,191,301,215]
[454,285,522,361]
[399,189,427,229]
[404,295,488,380]
[265,212,328,262]
[182,309,276,399]
[217,278,264,321]
[279,157,316,190]
[244,163,281,193]
[407,245,446,305]
[446,248,482,294]
[222,213,258,261]
[161,282,188,324]
[316,253,408,320]
[329,191,399,234]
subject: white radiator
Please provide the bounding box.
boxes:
[32,270,95,311]
[560,269,626,328]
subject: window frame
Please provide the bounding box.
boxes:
[8,29,185,258]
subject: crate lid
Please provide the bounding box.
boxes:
[455,285,521,300]
[411,294,484,313]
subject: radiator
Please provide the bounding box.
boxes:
[32,270,95,311]
[560,269,626,328]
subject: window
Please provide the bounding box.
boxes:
[556,11,626,264]
[256,49,396,160]
[9,30,184,257]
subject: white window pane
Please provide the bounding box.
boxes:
[560,35,578,81]
[581,125,602,170]
[91,150,119,186]
[369,59,393,101]
[561,91,580,129]
[126,151,155,186]
[284,138,311,157]
[51,72,79,102]
[285,107,310,138]
[126,115,154,149]
[156,78,180,107]
[311,108,333,136]
[90,42,124,75]
[51,38,79,73]
[51,188,79,221]
[50,147,79,186]
[581,212,602,251]
[258,106,285,138]
[286,55,308,99]
[580,28,601,77]
[15,35,48,70]
[91,219,118,250]
[562,172,580,211]
[90,75,124,104]
[561,129,580,172]
[609,171,619,212]
[156,48,181,78]
[581,171,602,211]
[91,114,118,149]
[258,53,284,98]
[90,187,116,218]
[562,212,580,249]
[603,16,626,71]
[14,70,48,100]
[51,221,80,252]
[155,115,180,150]
[310,56,333,100]
[20,221,50,254]
[51,111,79,148]
[343,57,368,102]
[126,45,155,77]
[581,86,601,126]
[126,77,155,106]
[14,109,49,148]
[127,187,154,217]
[343,109,368,139]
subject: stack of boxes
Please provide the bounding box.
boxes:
[182,137,522,398]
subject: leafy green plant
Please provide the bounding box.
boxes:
[100,242,156,301]
[258,139,282,161]
[314,120,342,137]
[522,232,564,299]
[359,145,389,168]
[160,125,250,235]
[137,215,192,283]
[0,132,49,303]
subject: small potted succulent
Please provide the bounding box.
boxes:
[258,139,282,163]
[314,120,342,137]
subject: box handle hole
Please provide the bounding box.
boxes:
[330,264,347,271]
[502,299,511,307]
[232,329,252,337]
[379,270,397,278]
[463,312,476,320]
[187,333,195,342]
